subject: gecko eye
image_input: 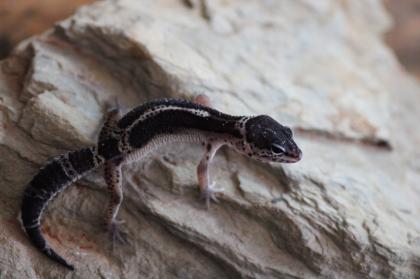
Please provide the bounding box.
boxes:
[271,144,285,154]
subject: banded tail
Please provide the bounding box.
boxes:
[20,144,112,270]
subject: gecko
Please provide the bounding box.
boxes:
[20,97,302,270]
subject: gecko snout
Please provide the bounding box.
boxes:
[285,146,302,162]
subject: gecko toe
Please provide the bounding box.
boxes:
[200,183,224,208]
[108,221,131,249]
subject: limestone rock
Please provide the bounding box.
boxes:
[0,0,419,278]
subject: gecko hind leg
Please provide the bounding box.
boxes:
[193,94,212,107]
[99,106,122,141]
[99,108,130,246]
[104,159,130,247]
[109,216,130,249]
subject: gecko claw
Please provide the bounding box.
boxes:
[201,183,224,208]
[108,220,130,249]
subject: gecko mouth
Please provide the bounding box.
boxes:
[282,150,302,163]
[282,157,300,163]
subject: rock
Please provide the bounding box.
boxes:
[384,0,420,79]
[1,0,420,278]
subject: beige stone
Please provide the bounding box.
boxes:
[0,0,419,278]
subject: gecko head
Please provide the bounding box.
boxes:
[239,115,302,163]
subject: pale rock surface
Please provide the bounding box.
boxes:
[0,0,420,278]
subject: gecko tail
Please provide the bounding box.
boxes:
[25,226,75,270]
[21,146,106,270]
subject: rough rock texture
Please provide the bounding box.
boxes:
[1,0,420,278]
[384,0,420,79]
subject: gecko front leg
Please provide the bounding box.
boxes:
[197,141,224,207]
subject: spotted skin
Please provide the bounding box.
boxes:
[20,97,302,270]
[99,109,122,141]
[99,109,128,243]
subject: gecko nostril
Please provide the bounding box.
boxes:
[287,148,302,160]
[294,149,302,160]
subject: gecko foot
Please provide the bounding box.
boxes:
[200,182,224,208]
[107,219,130,249]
